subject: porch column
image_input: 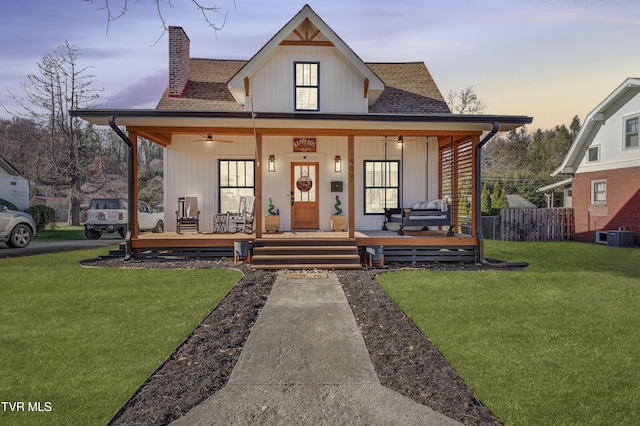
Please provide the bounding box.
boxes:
[255,133,263,238]
[348,134,355,238]
[128,130,139,238]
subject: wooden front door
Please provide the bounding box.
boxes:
[291,162,319,229]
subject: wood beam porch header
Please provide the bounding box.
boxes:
[128,126,483,146]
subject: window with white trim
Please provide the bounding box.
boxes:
[625,116,639,149]
[587,145,600,163]
[364,160,399,214]
[219,160,255,213]
[294,62,319,111]
[591,179,606,204]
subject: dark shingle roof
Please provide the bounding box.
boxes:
[367,62,450,114]
[156,59,245,111]
[156,59,450,114]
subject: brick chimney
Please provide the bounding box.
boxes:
[168,26,190,98]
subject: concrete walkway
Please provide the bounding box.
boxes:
[172,272,461,425]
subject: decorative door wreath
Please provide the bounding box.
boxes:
[296,170,313,192]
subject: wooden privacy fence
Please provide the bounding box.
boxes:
[500,208,574,242]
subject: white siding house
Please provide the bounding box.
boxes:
[0,156,29,211]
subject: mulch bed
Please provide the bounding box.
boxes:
[81,258,501,425]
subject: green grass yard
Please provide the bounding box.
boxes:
[378,240,640,425]
[0,249,241,425]
[32,224,122,242]
[31,224,86,241]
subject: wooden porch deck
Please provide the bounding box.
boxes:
[124,229,479,267]
[133,229,475,246]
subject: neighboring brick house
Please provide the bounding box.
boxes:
[553,78,640,245]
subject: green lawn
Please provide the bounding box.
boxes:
[32,224,88,241]
[0,249,242,425]
[378,240,640,426]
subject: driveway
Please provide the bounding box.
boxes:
[0,237,122,258]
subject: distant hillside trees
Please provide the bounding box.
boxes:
[0,116,163,213]
[482,116,579,207]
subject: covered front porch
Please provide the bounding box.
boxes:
[70,110,532,268]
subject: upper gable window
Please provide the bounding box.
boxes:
[295,62,319,111]
[587,145,600,163]
[624,116,639,149]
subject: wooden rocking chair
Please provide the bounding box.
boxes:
[176,196,200,233]
[228,196,256,233]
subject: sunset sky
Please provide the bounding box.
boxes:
[2,0,639,130]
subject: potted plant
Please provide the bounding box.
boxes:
[265,197,279,232]
[331,195,346,231]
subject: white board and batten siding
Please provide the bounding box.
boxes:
[262,135,350,233]
[165,134,440,232]
[246,45,368,114]
[355,137,439,230]
[164,135,256,233]
[0,167,30,211]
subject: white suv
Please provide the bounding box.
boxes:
[0,205,37,248]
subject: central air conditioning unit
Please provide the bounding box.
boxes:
[607,230,634,248]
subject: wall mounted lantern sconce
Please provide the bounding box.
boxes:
[396,135,404,147]
[268,155,276,172]
[334,155,342,173]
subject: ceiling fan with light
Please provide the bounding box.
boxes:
[379,135,425,145]
[194,133,234,144]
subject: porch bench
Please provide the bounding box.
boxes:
[383,199,452,236]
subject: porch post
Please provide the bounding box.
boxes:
[348,134,355,238]
[255,132,263,238]
[128,131,139,238]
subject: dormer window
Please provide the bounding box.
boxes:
[624,116,639,149]
[295,62,319,111]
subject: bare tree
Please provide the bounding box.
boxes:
[447,86,488,114]
[7,41,107,225]
[85,0,233,41]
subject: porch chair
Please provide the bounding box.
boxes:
[228,196,256,233]
[176,196,200,233]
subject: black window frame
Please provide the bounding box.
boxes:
[363,160,400,215]
[294,61,320,111]
[218,159,255,213]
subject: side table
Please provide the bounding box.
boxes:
[213,213,229,233]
